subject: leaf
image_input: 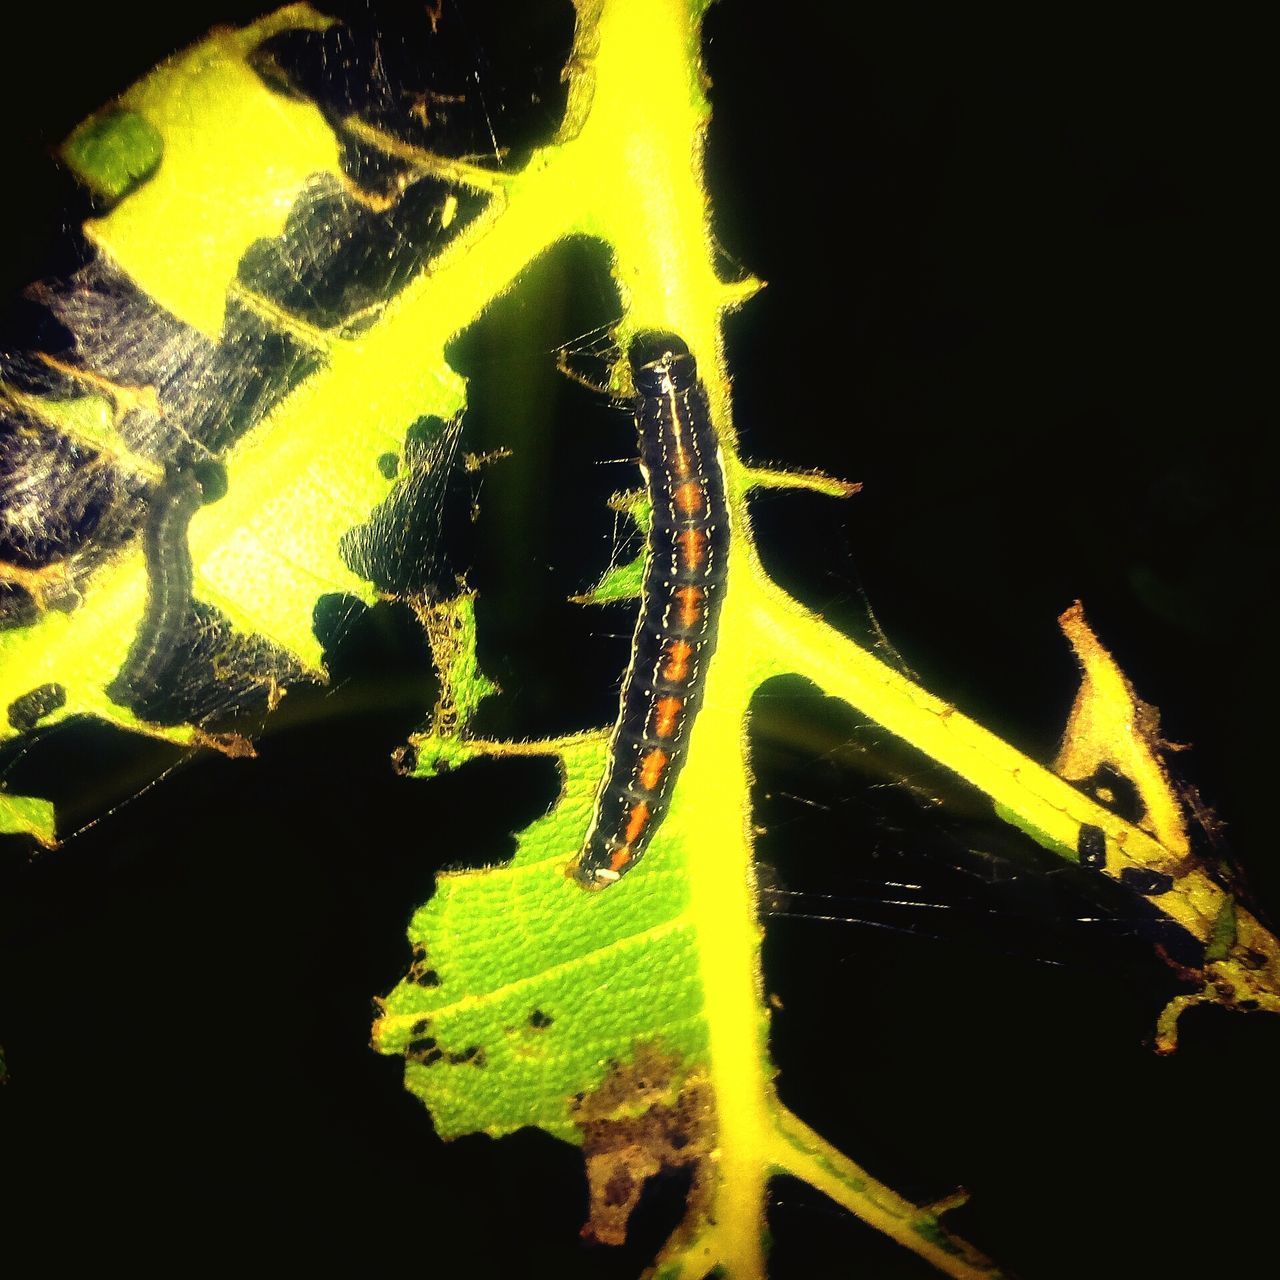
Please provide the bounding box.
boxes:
[2,2,475,826]
[1054,599,1190,857]
[68,4,342,341]
[363,2,1280,1275]
[2,3,1276,1277]
[0,790,55,848]
[61,110,164,205]
[386,600,998,1274]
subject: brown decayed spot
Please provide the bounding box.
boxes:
[662,639,693,683]
[572,1043,715,1248]
[637,747,669,790]
[677,527,707,572]
[623,802,651,845]
[674,585,703,627]
[652,695,683,738]
[673,479,704,514]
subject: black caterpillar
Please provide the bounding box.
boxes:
[573,333,729,888]
[107,468,203,716]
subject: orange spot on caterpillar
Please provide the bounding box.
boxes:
[663,640,694,683]
[637,748,669,790]
[623,802,651,844]
[574,337,728,891]
[677,528,707,572]
[673,480,704,514]
[674,586,703,627]
[653,696,683,737]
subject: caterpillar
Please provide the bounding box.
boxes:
[107,467,203,716]
[573,333,729,888]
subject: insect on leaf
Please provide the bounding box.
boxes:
[2,3,474,835]
[1,3,1276,1278]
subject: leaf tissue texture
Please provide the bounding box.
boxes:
[2,2,525,833]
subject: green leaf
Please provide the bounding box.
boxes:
[379,734,710,1145]
[3,2,467,791]
[61,109,163,203]
[4,3,1278,1277]
[1206,895,1238,964]
[0,790,56,847]
[76,4,341,340]
[576,551,644,604]
[364,1,1280,1273]
[573,491,649,604]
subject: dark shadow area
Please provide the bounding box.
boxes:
[445,237,629,743]
[750,676,1280,1278]
[705,1,1273,920]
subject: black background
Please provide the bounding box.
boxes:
[1,3,1275,1276]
